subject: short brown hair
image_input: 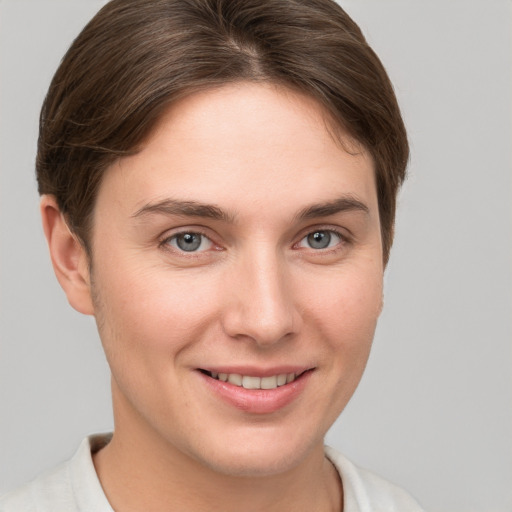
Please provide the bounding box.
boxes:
[37,0,408,263]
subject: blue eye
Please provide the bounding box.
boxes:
[299,230,342,250]
[167,232,213,252]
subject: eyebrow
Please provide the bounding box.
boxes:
[295,196,369,220]
[132,199,235,223]
[132,195,369,223]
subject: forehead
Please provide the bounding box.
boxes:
[95,82,377,222]
[149,82,365,163]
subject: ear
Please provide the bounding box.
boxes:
[40,195,94,315]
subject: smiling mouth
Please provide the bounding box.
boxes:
[199,370,310,390]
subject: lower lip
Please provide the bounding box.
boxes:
[199,370,313,414]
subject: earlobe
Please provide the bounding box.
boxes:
[40,195,94,315]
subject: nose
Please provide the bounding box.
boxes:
[221,247,299,347]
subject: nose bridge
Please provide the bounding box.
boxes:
[222,242,297,345]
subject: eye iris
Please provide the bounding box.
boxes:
[307,231,331,249]
[176,233,202,251]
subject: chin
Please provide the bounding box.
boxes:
[196,448,309,478]
[183,424,324,478]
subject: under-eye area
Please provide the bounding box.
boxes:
[198,369,314,390]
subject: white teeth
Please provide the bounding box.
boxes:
[227,373,242,386]
[210,371,298,389]
[261,376,278,389]
[242,376,261,389]
[277,374,287,386]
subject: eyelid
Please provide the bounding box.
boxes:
[158,226,221,254]
[296,224,350,242]
[156,224,351,254]
[293,226,351,252]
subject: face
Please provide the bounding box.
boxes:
[88,83,383,476]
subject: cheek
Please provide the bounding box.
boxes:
[302,261,383,391]
[92,261,221,357]
[307,263,382,334]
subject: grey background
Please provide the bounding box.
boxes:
[1,1,510,511]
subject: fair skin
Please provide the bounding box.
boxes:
[42,83,383,512]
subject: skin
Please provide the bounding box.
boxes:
[42,82,384,511]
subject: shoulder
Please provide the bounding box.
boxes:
[0,460,73,512]
[0,434,113,512]
[325,446,424,512]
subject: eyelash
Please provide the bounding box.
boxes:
[295,228,348,252]
[159,227,349,255]
[159,229,218,255]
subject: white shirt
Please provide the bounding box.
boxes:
[0,434,424,511]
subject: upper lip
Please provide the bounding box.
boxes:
[198,366,315,377]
